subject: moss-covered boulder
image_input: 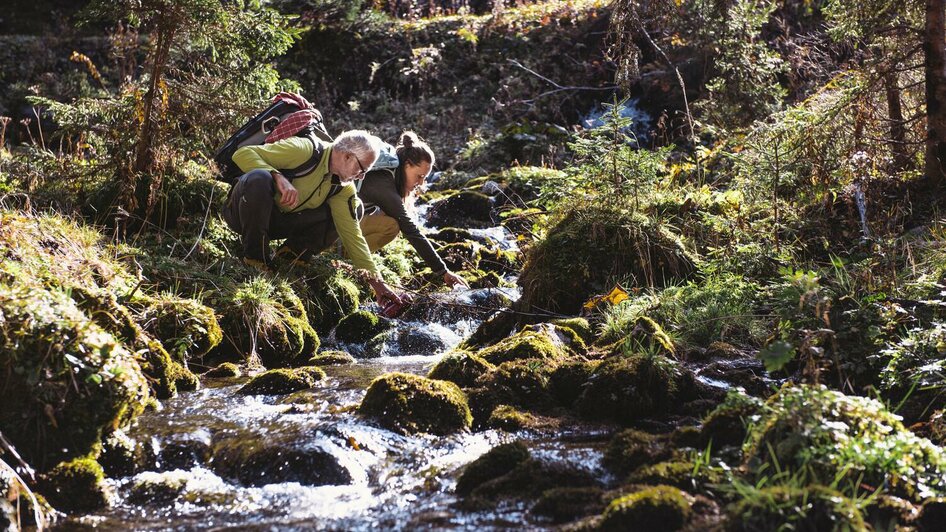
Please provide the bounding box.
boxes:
[466,458,599,504]
[575,353,694,425]
[475,328,570,365]
[428,227,476,245]
[548,359,598,406]
[210,435,353,487]
[204,362,242,378]
[487,405,539,431]
[518,206,698,315]
[477,247,521,276]
[550,317,595,344]
[532,486,607,524]
[437,242,481,272]
[427,190,494,229]
[627,460,725,491]
[599,485,692,532]
[39,458,109,513]
[238,367,325,395]
[299,257,361,334]
[358,373,472,435]
[308,350,356,366]
[334,310,393,344]
[745,384,946,501]
[99,430,156,478]
[700,389,763,449]
[211,277,320,368]
[468,359,557,424]
[428,350,495,387]
[456,441,531,496]
[725,485,866,532]
[603,430,672,477]
[0,285,149,469]
[129,293,222,362]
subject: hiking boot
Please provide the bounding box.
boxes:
[242,256,274,274]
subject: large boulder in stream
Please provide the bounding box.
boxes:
[211,436,352,487]
[238,367,325,395]
[518,205,698,315]
[426,190,495,229]
[358,373,472,435]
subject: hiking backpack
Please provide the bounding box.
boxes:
[213,92,333,183]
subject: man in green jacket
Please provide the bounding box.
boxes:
[222,129,403,305]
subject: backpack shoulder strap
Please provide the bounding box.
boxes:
[281,134,325,179]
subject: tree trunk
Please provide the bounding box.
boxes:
[924,0,946,188]
[885,68,909,172]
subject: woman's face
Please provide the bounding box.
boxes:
[404,160,432,195]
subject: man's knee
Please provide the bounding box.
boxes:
[240,169,273,196]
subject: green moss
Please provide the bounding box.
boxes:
[238,368,322,395]
[700,389,763,448]
[475,329,569,365]
[549,359,597,406]
[743,384,946,501]
[521,323,588,355]
[471,359,557,420]
[129,293,222,362]
[627,460,724,491]
[303,268,361,334]
[204,362,242,378]
[599,316,676,358]
[99,430,154,478]
[427,350,495,387]
[532,486,606,524]
[308,350,356,366]
[575,353,693,425]
[550,317,595,344]
[487,405,537,431]
[427,190,494,228]
[456,441,530,496]
[334,310,392,344]
[358,372,472,435]
[600,486,692,532]
[603,430,671,477]
[519,205,698,314]
[39,458,109,513]
[477,247,520,276]
[428,227,475,244]
[726,485,866,532]
[437,241,481,271]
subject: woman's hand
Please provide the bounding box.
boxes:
[369,277,403,306]
[443,270,469,289]
[273,171,299,208]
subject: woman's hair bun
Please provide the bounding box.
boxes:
[399,132,416,149]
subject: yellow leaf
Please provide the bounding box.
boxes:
[583,284,630,309]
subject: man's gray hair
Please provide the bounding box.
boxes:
[334,130,380,167]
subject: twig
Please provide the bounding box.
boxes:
[508,59,618,93]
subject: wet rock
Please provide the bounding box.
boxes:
[487,405,538,431]
[334,310,393,344]
[128,471,189,504]
[428,350,495,388]
[426,190,495,229]
[437,242,480,271]
[700,389,763,449]
[468,359,557,424]
[477,247,520,277]
[475,328,570,365]
[100,430,156,477]
[204,362,242,378]
[466,458,599,504]
[726,485,865,531]
[211,437,352,487]
[519,206,698,315]
[392,326,449,355]
[39,458,110,513]
[358,373,472,435]
[744,384,946,501]
[696,358,767,395]
[599,485,692,532]
[704,341,744,360]
[427,227,476,245]
[532,486,607,524]
[575,354,696,425]
[627,460,724,491]
[307,350,356,366]
[602,430,672,477]
[238,367,325,395]
[456,441,530,496]
[156,436,212,471]
[917,498,946,531]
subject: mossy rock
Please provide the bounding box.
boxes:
[487,405,538,431]
[39,458,109,513]
[308,350,356,366]
[210,435,353,487]
[427,350,495,387]
[0,285,149,469]
[725,485,866,532]
[532,486,606,524]
[520,322,588,356]
[456,441,531,496]
[300,260,361,334]
[128,471,189,504]
[549,359,598,406]
[744,384,946,501]
[129,293,223,362]
[603,430,672,477]
[475,328,569,365]
[210,277,320,368]
[469,359,557,423]
[616,316,676,358]
[204,362,242,378]
[700,389,763,449]
[437,242,480,272]
[238,367,324,395]
[428,227,475,244]
[575,353,693,425]
[519,205,698,314]
[334,310,393,344]
[358,373,472,435]
[99,430,156,478]
[426,190,494,229]
[477,247,521,276]
[466,458,599,504]
[600,485,692,532]
[550,317,596,344]
[627,460,724,491]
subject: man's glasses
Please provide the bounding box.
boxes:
[353,155,368,179]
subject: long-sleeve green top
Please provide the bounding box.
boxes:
[233,137,379,275]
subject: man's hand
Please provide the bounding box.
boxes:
[443,270,468,289]
[273,171,299,208]
[369,277,403,306]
